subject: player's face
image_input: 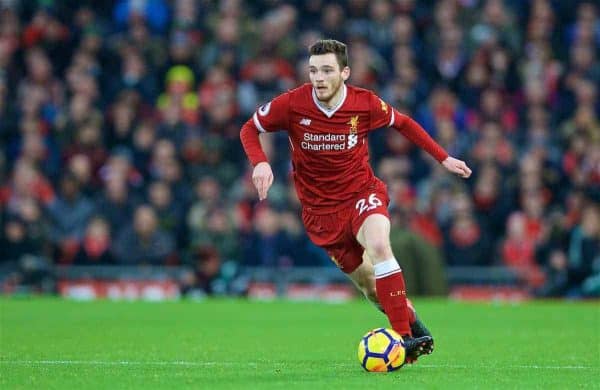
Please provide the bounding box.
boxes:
[309,53,350,105]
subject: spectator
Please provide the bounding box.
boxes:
[501,212,545,288]
[147,180,186,246]
[73,217,115,265]
[106,96,137,149]
[198,15,246,74]
[113,0,170,34]
[443,192,492,266]
[190,206,240,264]
[472,162,511,238]
[279,210,328,267]
[538,204,600,296]
[46,173,95,263]
[2,215,39,263]
[107,49,158,104]
[112,204,176,265]
[13,197,50,257]
[241,205,289,267]
[0,212,52,292]
[131,119,158,172]
[67,153,96,195]
[156,65,199,126]
[62,117,108,178]
[180,245,224,296]
[389,206,448,296]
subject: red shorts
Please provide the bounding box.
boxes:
[301,179,390,274]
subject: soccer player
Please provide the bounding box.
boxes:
[240,39,472,362]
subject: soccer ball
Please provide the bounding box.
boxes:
[357,328,406,372]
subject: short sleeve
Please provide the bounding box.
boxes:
[369,92,395,130]
[252,92,291,133]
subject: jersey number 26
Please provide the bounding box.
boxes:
[355,193,383,215]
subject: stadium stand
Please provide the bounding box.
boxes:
[1,0,598,300]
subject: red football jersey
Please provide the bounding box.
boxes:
[252,83,396,213]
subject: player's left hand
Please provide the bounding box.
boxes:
[441,156,472,178]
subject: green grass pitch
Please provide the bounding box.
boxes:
[1,298,599,389]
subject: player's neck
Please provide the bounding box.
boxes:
[317,83,346,109]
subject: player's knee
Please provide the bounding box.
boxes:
[366,239,392,261]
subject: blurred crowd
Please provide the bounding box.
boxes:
[0,0,599,297]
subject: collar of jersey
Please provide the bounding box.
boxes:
[311,84,347,118]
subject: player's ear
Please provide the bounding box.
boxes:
[341,66,350,81]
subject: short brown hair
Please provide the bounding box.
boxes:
[308,39,348,69]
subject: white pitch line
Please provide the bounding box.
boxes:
[0,360,596,370]
[1,360,220,367]
[418,364,597,370]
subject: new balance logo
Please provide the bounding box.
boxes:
[300,118,311,126]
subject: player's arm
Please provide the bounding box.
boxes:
[393,112,471,178]
[369,94,471,178]
[240,119,272,200]
[240,93,291,200]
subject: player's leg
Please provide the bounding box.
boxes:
[324,238,420,330]
[355,213,411,334]
[346,252,380,309]
[348,251,412,317]
[348,251,432,338]
[355,213,433,360]
[302,201,431,359]
[347,251,433,364]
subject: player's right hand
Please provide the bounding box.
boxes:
[252,162,274,201]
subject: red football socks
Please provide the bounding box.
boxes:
[374,259,412,337]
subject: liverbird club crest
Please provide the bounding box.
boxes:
[347,115,359,149]
[348,115,359,134]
